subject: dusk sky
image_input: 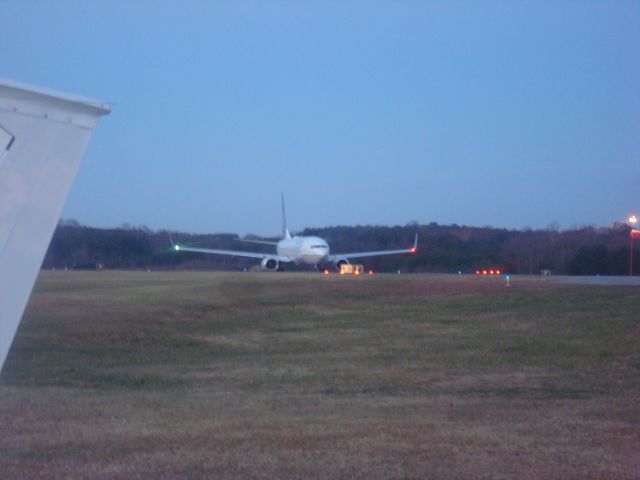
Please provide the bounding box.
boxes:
[1,1,638,236]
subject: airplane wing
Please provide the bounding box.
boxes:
[0,78,109,371]
[174,244,291,262]
[237,238,279,246]
[328,233,418,262]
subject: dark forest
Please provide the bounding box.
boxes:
[43,220,639,275]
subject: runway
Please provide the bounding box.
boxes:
[551,275,640,286]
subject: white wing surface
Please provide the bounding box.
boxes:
[328,234,418,262]
[237,238,279,246]
[174,245,291,262]
[0,78,109,371]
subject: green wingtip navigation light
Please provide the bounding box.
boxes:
[174,245,180,251]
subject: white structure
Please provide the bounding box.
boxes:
[0,78,109,371]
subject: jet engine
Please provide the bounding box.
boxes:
[261,257,279,271]
[335,258,350,271]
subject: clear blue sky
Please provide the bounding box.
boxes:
[2,1,638,236]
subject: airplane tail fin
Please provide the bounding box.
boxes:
[281,192,292,239]
[0,78,109,371]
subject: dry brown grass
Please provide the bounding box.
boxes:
[1,271,639,479]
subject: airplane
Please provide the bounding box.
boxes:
[172,194,418,271]
[0,78,109,371]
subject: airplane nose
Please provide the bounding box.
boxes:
[311,245,329,259]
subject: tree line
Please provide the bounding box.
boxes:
[43,219,639,275]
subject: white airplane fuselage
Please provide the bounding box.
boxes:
[277,236,330,265]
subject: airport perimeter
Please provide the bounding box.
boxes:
[1,271,639,479]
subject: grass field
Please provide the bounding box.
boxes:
[1,271,639,479]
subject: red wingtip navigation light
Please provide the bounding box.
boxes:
[368,270,374,275]
[323,269,330,275]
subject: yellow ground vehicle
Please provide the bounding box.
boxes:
[339,264,364,275]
